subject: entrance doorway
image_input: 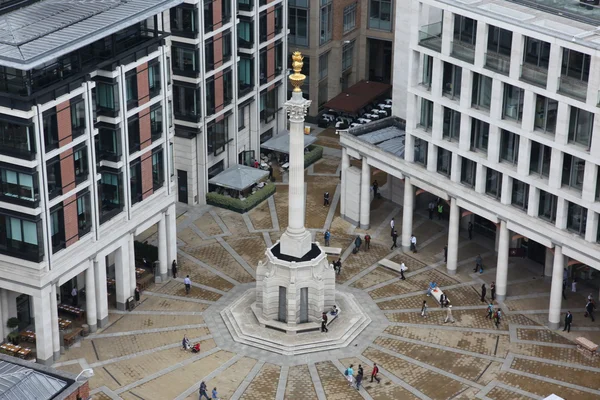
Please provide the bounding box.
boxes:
[16,294,30,330]
[299,287,308,323]
[521,238,545,265]
[473,215,497,240]
[177,170,188,204]
[278,286,287,323]
[238,150,255,167]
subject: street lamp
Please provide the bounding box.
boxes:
[75,368,94,382]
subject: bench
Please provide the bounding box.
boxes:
[63,328,82,348]
[576,337,598,357]
[322,246,342,256]
[378,259,406,273]
[429,287,445,306]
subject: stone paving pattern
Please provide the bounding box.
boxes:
[49,130,600,399]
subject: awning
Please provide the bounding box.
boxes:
[208,165,268,191]
[260,133,317,154]
[323,80,392,114]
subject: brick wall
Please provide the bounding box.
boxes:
[213,32,223,69]
[63,381,90,400]
[332,0,361,41]
[60,149,75,193]
[214,71,224,114]
[63,194,79,247]
[57,100,72,148]
[213,0,222,30]
[141,153,154,200]
[139,111,151,150]
[137,62,149,106]
[267,7,275,40]
[267,44,275,83]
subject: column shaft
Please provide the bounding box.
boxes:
[340,148,350,217]
[0,290,8,341]
[94,258,109,328]
[115,246,130,310]
[544,247,554,277]
[33,294,53,365]
[495,221,509,301]
[50,284,60,360]
[548,245,565,329]
[360,158,371,229]
[129,234,136,292]
[166,204,178,278]
[286,107,306,232]
[85,261,97,332]
[446,198,459,275]
[401,178,414,249]
[158,215,168,281]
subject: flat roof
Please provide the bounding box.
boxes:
[0,0,183,70]
[323,80,391,114]
[208,164,269,191]
[347,116,406,158]
[260,133,317,154]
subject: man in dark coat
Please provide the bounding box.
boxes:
[481,284,486,303]
[563,311,573,332]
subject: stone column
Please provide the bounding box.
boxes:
[495,220,509,301]
[158,215,168,281]
[85,261,97,332]
[129,234,136,292]
[33,293,53,365]
[544,247,554,277]
[340,148,350,217]
[50,284,60,360]
[360,158,371,229]
[94,257,109,328]
[446,197,459,275]
[0,290,8,342]
[548,245,565,329]
[401,178,414,249]
[166,204,177,278]
[115,246,130,311]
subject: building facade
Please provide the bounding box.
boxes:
[288,0,395,117]
[341,0,600,330]
[0,0,179,364]
[170,0,288,205]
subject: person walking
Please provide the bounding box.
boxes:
[428,201,435,220]
[440,293,447,308]
[364,233,371,250]
[211,387,219,400]
[199,381,210,400]
[182,334,190,350]
[71,287,78,307]
[373,180,379,199]
[493,309,502,328]
[421,300,428,318]
[490,282,496,301]
[354,235,362,253]
[399,262,406,280]
[370,363,381,383]
[468,222,473,240]
[437,203,443,220]
[486,302,494,319]
[268,165,274,181]
[444,245,448,262]
[564,311,573,332]
[391,230,398,250]
[586,300,596,322]
[324,192,330,207]
[321,312,328,333]
[324,230,331,246]
[410,234,417,253]
[481,284,487,303]
[172,260,178,279]
[572,278,577,293]
[345,364,355,387]
[444,305,455,323]
[134,286,141,305]
[355,364,363,390]
[390,218,395,236]
[474,254,483,273]
[334,259,342,275]
[184,275,192,294]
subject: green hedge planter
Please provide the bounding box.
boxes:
[304,145,323,169]
[207,182,276,213]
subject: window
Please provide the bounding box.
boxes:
[597,169,600,201]
[43,110,58,152]
[260,89,278,122]
[562,154,585,192]
[443,108,460,141]
[442,62,461,99]
[500,130,519,165]
[568,107,593,148]
[172,46,199,77]
[70,98,86,137]
[487,25,512,56]
[419,99,433,131]
[470,118,489,152]
[207,117,229,155]
[343,3,357,33]
[369,0,392,31]
[130,162,142,205]
[320,0,333,44]
[414,138,428,165]
[472,73,492,110]
[318,81,328,106]
[437,147,451,176]
[150,106,163,141]
[99,171,123,224]
[170,5,197,36]
[50,207,64,253]
[289,6,308,46]
[152,149,164,190]
[127,117,140,154]
[461,158,476,187]
[0,214,42,261]
[524,37,550,68]
[96,128,121,162]
[73,145,89,184]
[238,18,254,48]
[567,202,587,236]
[534,95,557,134]
[46,157,61,200]
[173,84,201,122]
[0,169,37,205]
[538,190,557,223]
[275,5,283,34]
[421,55,433,88]
[454,15,476,45]
[259,49,267,84]
[342,41,354,72]
[319,52,329,80]
[148,62,161,98]
[238,57,254,96]
[529,141,551,178]
[125,71,138,108]
[95,81,119,116]
[204,0,214,33]
[485,169,502,199]
[77,192,91,236]
[511,179,529,211]
[238,106,246,131]
[502,84,524,122]
[561,48,590,82]
[0,120,35,159]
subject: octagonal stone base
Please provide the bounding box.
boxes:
[221,289,371,355]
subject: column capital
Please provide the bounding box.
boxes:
[284,97,311,122]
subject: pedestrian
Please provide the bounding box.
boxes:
[410,234,417,253]
[324,230,331,246]
[199,381,210,400]
[399,262,406,280]
[428,201,435,220]
[321,312,328,333]
[370,363,381,383]
[564,311,573,332]
[182,334,190,350]
[562,280,567,300]
[345,364,354,387]
[390,218,395,236]
[474,254,483,272]
[468,222,473,240]
[481,284,486,303]
[440,293,447,308]
[354,235,362,253]
[494,308,502,328]
[443,245,448,262]
[486,302,494,319]
[586,300,595,322]
[254,159,259,168]
[268,165,274,181]
[172,259,178,279]
[391,230,398,250]
[356,364,363,390]
[211,387,219,400]
[143,257,150,269]
[71,287,78,306]
[373,180,379,199]
[437,203,443,220]
[134,286,141,304]
[588,293,594,302]
[490,282,496,301]
[324,192,330,207]
[421,300,428,318]
[364,233,371,250]
[184,275,191,294]
[572,278,577,293]
[334,258,342,275]
[444,305,455,323]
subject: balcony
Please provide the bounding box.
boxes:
[558,76,588,101]
[451,41,475,63]
[418,22,442,52]
[520,63,547,88]
[484,52,510,75]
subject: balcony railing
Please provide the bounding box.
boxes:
[418,22,442,52]
[558,76,588,101]
[520,63,547,88]
[451,40,475,63]
[484,52,510,75]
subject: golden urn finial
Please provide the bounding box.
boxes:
[289,51,306,93]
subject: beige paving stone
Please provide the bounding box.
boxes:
[388,253,429,272]
[444,286,489,306]
[56,363,82,375]
[495,371,598,400]
[135,295,210,312]
[516,328,573,344]
[486,386,532,400]
[88,366,123,391]
[184,242,254,283]
[314,128,342,150]
[351,267,398,289]
[201,357,258,399]
[370,268,458,300]
[177,227,203,245]
[247,199,273,230]
[504,280,552,296]
[285,364,318,399]
[315,361,363,400]
[91,392,112,400]
[511,357,600,390]
[273,185,289,229]
[153,279,222,301]
[216,208,250,236]
[121,350,234,400]
[415,232,448,265]
[385,309,526,330]
[337,242,390,284]
[305,180,338,229]
[457,242,493,263]
[177,257,234,292]
[226,236,268,271]
[313,155,340,174]
[510,342,600,367]
[239,363,281,400]
[194,213,224,236]
[102,314,205,334]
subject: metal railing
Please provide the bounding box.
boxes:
[418,22,443,52]
[520,63,547,87]
[484,52,510,75]
[451,40,475,63]
[558,76,588,101]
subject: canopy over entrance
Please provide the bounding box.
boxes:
[260,133,317,154]
[323,80,392,114]
[208,164,268,191]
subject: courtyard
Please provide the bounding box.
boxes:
[52,133,600,400]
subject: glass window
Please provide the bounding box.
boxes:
[502,84,524,121]
[534,95,557,134]
[49,208,64,253]
[148,62,161,97]
[99,171,123,224]
[46,157,61,199]
[238,106,246,131]
[487,25,512,56]
[274,5,283,34]
[319,52,328,80]
[369,0,392,31]
[172,46,199,76]
[77,192,91,236]
[70,99,86,136]
[342,41,354,72]
[127,118,140,154]
[419,99,433,131]
[150,105,163,141]
[95,82,119,115]
[152,149,164,190]
[437,147,451,176]
[207,117,229,155]
[529,141,551,178]
[421,55,433,88]
[470,118,489,152]
[43,110,58,152]
[500,129,519,165]
[73,145,89,184]
[442,62,462,99]
[170,6,197,35]
[562,154,585,192]
[461,158,476,187]
[538,190,557,223]
[130,162,142,205]
[562,48,590,82]
[173,84,201,121]
[472,73,492,110]
[238,18,254,48]
[0,169,37,204]
[443,107,460,141]
[414,137,428,166]
[238,57,254,96]
[343,3,357,33]
[454,14,476,45]
[204,0,214,33]
[568,107,593,148]
[125,71,138,108]
[567,202,587,236]
[96,128,121,162]
[0,215,43,261]
[0,120,35,159]
[485,168,502,199]
[511,179,529,211]
[320,0,332,44]
[524,36,550,68]
[289,7,308,46]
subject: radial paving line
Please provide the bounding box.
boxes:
[274,365,289,400]
[323,183,340,231]
[307,362,327,400]
[374,280,478,303]
[372,206,401,240]
[177,249,241,286]
[89,386,122,400]
[267,196,280,231]
[343,261,381,287]
[216,236,257,278]
[242,212,256,232]
[187,221,210,240]
[388,322,509,335]
[87,323,208,339]
[142,291,215,305]
[504,367,600,396]
[263,231,273,247]
[209,209,232,235]
[331,359,374,400]
[173,277,228,295]
[109,310,204,316]
[511,353,600,373]
[365,261,444,292]
[230,360,265,400]
[384,305,487,313]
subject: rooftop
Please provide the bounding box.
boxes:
[347,116,406,158]
[0,0,182,69]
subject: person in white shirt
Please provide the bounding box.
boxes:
[71,287,78,306]
[399,262,407,280]
[184,275,192,294]
[390,218,395,236]
[410,235,417,253]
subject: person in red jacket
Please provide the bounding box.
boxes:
[370,363,381,383]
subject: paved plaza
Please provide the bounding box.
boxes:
[53,133,600,400]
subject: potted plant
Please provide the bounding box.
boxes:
[6,317,19,331]
[6,331,18,345]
